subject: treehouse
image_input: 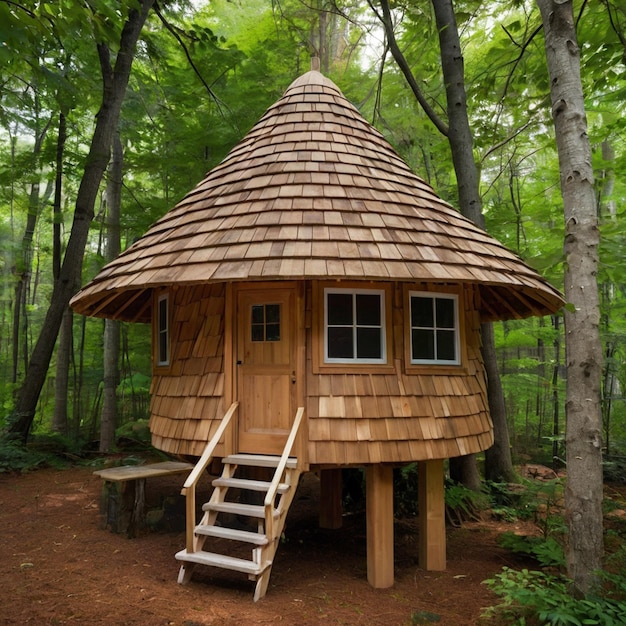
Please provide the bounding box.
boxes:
[70,60,564,601]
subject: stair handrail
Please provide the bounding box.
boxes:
[181,401,239,553]
[264,406,304,540]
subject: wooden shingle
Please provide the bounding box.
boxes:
[71,69,563,323]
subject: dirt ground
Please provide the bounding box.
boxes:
[0,463,537,626]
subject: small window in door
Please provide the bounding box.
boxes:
[251,303,281,342]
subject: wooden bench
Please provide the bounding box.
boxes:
[93,461,193,537]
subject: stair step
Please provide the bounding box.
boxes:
[212,476,290,494]
[195,524,269,545]
[223,454,297,469]
[202,501,277,519]
[175,549,269,575]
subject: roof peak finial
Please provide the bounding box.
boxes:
[311,56,320,72]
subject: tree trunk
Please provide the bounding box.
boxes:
[52,111,70,436]
[481,323,517,482]
[552,315,561,469]
[52,308,72,435]
[8,0,155,442]
[449,455,481,491]
[376,0,516,487]
[100,132,123,452]
[431,0,516,484]
[11,117,51,384]
[53,112,66,282]
[536,0,604,594]
[599,140,616,455]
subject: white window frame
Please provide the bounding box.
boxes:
[324,288,387,364]
[157,293,170,367]
[409,291,460,365]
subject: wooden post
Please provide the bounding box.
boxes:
[366,464,394,588]
[418,459,446,571]
[319,468,343,529]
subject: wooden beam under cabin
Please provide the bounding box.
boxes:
[418,459,446,571]
[366,464,394,588]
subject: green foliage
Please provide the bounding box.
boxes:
[411,610,441,624]
[394,466,490,520]
[444,479,489,524]
[487,479,566,540]
[0,432,89,472]
[602,454,626,484]
[0,437,49,473]
[394,462,418,516]
[115,419,152,445]
[499,533,565,568]
[483,568,626,626]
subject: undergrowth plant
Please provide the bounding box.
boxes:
[493,479,567,568]
[498,533,565,568]
[482,477,626,624]
[482,567,626,625]
[445,479,489,525]
[0,436,49,473]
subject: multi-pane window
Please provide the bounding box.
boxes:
[410,292,459,365]
[157,293,169,366]
[324,289,386,363]
[251,304,281,342]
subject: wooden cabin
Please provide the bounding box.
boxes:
[70,60,563,600]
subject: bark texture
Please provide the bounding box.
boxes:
[536,0,604,593]
[9,0,155,442]
[378,0,516,485]
[431,0,516,484]
[100,132,123,452]
[52,113,69,436]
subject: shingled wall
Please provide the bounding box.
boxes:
[148,280,492,463]
[150,283,227,457]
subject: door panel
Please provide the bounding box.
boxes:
[237,287,296,454]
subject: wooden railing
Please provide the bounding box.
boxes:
[181,401,239,553]
[264,406,305,541]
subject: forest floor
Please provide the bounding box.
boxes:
[0,461,550,625]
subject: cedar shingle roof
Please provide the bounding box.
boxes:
[70,68,563,322]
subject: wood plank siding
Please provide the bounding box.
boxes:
[70,65,560,464]
[150,280,492,463]
[150,284,228,456]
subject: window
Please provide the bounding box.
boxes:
[251,303,281,342]
[157,293,169,366]
[324,288,386,363]
[410,292,459,365]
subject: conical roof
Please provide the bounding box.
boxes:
[71,68,563,322]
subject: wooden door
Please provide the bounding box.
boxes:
[236,286,297,455]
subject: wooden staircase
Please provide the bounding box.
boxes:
[176,404,305,601]
[176,453,300,600]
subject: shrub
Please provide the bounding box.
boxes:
[499,532,565,568]
[482,567,626,626]
[0,436,49,473]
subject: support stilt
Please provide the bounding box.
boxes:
[366,464,394,588]
[418,459,446,571]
